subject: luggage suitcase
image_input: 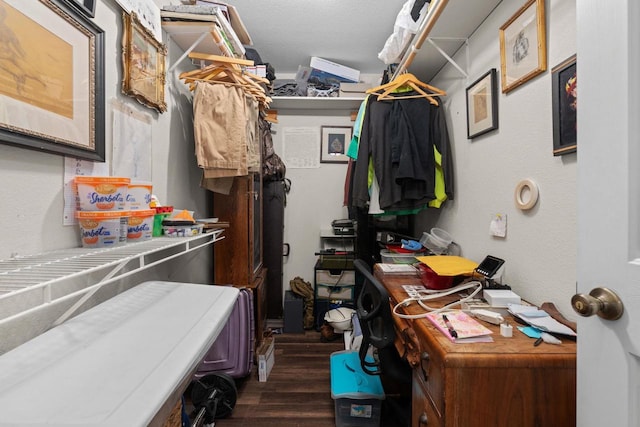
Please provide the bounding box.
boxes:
[195,287,255,379]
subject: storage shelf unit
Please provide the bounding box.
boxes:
[0,231,224,353]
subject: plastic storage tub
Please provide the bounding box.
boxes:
[75,176,129,211]
[76,211,127,248]
[379,249,424,264]
[331,350,384,427]
[417,263,453,290]
[127,209,155,241]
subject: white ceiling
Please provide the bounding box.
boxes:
[225,0,503,81]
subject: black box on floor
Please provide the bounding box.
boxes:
[283,291,304,333]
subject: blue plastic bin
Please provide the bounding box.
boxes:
[330,350,385,427]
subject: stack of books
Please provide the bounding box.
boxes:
[161,4,245,58]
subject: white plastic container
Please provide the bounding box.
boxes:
[126,209,155,242]
[76,211,126,248]
[126,181,153,211]
[75,176,130,211]
[380,249,423,264]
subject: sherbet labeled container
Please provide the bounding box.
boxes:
[76,211,126,248]
[75,176,130,211]
[126,181,153,211]
[127,209,155,242]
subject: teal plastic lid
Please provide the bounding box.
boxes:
[330,350,385,400]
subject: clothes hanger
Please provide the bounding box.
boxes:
[366,72,445,105]
[179,52,272,108]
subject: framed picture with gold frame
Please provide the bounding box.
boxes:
[121,12,167,113]
[552,54,577,156]
[499,0,546,94]
[0,0,105,161]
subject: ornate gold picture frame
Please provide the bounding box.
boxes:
[499,0,546,94]
[121,12,167,113]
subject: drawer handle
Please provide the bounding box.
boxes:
[421,351,429,381]
[419,413,428,425]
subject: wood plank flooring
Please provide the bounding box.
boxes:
[214,330,344,426]
[201,330,409,427]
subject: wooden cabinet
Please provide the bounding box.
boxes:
[376,268,576,427]
[213,172,267,344]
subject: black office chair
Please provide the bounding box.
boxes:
[354,259,412,426]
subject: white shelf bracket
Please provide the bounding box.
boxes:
[167,31,210,74]
[426,37,469,78]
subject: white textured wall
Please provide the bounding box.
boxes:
[416,0,578,318]
[0,0,212,285]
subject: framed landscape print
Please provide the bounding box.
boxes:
[466,69,498,139]
[121,11,167,113]
[552,54,577,156]
[0,0,105,161]
[499,0,547,93]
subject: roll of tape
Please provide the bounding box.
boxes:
[514,179,539,210]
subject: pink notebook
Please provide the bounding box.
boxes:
[425,310,494,343]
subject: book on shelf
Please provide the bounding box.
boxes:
[160,9,218,22]
[425,310,494,343]
[213,8,245,57]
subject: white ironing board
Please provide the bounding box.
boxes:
[0,281,239,426]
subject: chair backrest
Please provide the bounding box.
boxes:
[354,259,397,375]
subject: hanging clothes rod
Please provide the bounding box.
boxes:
[392,0,450,80]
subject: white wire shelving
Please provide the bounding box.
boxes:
[0,231,224,323]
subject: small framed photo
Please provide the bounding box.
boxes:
[320,126,351,163]
[499,0,546,93]
[466,69,498,139]
[121,12,167,113]
[61,0,96,18]
[552,54,577,156]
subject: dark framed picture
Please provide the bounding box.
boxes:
[320,126,351,163]
[552,54,577,156]
[0,0,105,161]
[121,12,167,113]
[61,0,95,18]
[499,0,547,93]
[466,69,498,139]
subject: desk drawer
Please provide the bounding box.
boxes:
[315,283,355,301]
[315,269,355,286]
[418,344,444,418]
[412,370,442,427]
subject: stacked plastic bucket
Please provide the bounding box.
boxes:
[74,177,154,248]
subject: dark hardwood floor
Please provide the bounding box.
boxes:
[213,330,343,426]
[199,330,408,427]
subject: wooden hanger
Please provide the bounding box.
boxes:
[179,52,272,109]
[366,72,445,105]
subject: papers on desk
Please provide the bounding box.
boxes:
[508,304,577,337]
[425,310,494,343]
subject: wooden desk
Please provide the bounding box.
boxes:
[375,266,576,427]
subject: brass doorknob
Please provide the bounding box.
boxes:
[571,287,624,320]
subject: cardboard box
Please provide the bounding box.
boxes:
[339,82,372,98]
[258,336,275,382]
[310,57,360,83]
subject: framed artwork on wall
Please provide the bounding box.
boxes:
[121,12,167,113]
[466,69,499,139]
[0,0,105,161]
[61,0,95,18]
[551,54,577,156]
[320,126,351,163]
[499,0,546,94]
